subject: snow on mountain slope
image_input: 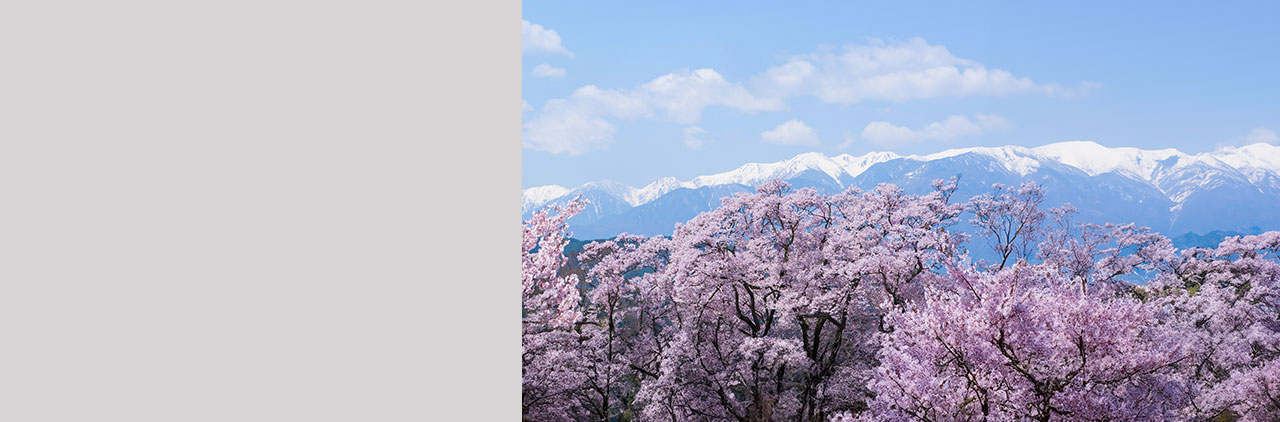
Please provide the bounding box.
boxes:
[522,185,571,213]
[578,181,643,206]
[1214,143,1280,172]
[691,152,845,188]
[1211,143,1280,189]
[918,145,1043,176]
[1030,141,1280,200]
[1032,141,1183,180]
[634,177,694,205]
[1154,156,1253,204]
[831,151,902,178]
[675,150,901,190]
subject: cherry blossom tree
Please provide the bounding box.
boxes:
[633,180,964,421]
[969,181,1047,270]
[634,180,828,421]
[831,179,965,310]
[1150,232,1280,421]
[523,327,592,421]
[524,198,588,328]
[865,263,1190,421]
[523,198,591,421]
[570,234,673,421]
[789,179,966,419]
[1036,204,1178,295]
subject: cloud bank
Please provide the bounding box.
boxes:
[754,38,1096,104]
[525,38,1086,155]
[523,69,783,155]
[861,114,1010,146]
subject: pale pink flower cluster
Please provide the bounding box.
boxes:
[522,198,587,328]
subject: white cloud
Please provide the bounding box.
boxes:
[530,63,566,78]
[641,69,785,124]
[683,126,708,149]
[522,96,616,155]
[861,114,1010,146]
[753,38,1096,104]
[1244,127,1279,144]
[523,19,574,57]
[522,99,533,115]
[761,119,819,146]
[523,69,783,155]
[836,134,856,150]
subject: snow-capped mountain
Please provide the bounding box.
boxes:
[524,141,1280,240]
[521,151,902,213]
[521,185,571,212]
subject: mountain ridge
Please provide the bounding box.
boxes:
[524,141,1280,239]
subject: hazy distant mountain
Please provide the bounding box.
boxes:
[524,141,1280,241]
[1170,226,1265,249]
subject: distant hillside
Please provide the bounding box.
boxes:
[1171,227,1265,249]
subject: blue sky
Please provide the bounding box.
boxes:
[521,1,1280,188]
